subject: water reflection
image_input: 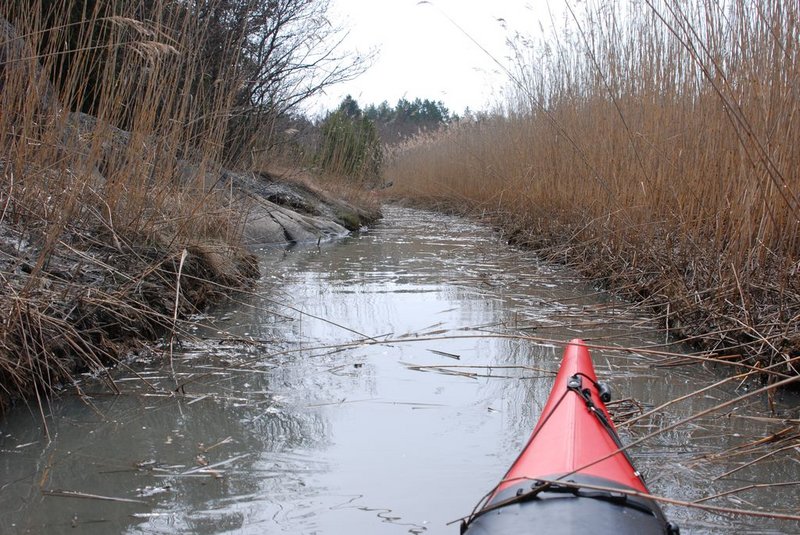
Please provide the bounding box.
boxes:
[0,206,797,534]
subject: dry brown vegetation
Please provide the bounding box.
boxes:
[385,0,800,378]
[0,0,379,415]
[0,1,266,413]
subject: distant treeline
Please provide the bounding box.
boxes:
[362,97,455,144]
[316,95,457,146]
[278,95,455,184]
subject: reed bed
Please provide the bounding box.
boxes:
[385,0,800,377]
[0,1,260,413]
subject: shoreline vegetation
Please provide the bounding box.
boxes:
[0,1,379,413]
[2,0,797,421]
[384,0,799,381]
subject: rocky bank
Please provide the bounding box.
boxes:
[0,132,379,413]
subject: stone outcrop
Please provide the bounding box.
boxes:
[219,169,374,246]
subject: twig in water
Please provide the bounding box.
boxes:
[694,480,800,504]
[201,436,234,453]
[428,349,461,360]
[712,442,800,481]
[41,489,147,504]
[168,248,188,389]
[178,453,250,476]
[694,426,798,464]
[620,354,800,429]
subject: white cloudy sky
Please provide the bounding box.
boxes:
[306,0,563,116]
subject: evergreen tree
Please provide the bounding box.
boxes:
[363,96,453,143]
[317,96,382,182]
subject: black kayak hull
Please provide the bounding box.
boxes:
[462,474,677,535]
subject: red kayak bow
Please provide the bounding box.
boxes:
[461,339,679,534]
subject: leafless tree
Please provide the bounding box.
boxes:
[192,0,371,163]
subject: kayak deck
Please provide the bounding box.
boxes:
[461,339,678,534]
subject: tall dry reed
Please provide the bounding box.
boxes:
[386,0,800,373]
[0,0,258,413]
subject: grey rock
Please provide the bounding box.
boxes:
[215,169,352,245]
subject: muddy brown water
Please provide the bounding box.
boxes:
[1,206,798,534]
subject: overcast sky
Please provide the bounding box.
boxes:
[306,0,561,116]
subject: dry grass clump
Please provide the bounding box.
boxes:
[0,1,260,412]
[385,0,800,375]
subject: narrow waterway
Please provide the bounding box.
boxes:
[1,206,798,534]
